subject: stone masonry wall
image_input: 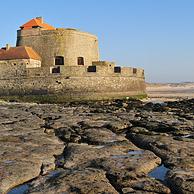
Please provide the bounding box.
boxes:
[27,59,41,68]
[0,60,27,79]
[0,75,146,100]
[26,67,50,77]
[51,65,144,78]
[17,28,99,68]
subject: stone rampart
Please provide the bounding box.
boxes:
[0,75,146,100]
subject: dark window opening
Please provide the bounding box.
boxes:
[55,56,64,65]
[133,68,137,74]
[52,66,60,73]
[114,66,121,73]
[32,26,40,28]
[78,57,84,65]
[87,66,96,72]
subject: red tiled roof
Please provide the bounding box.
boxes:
[0,46,41,61]
[20,17,55,30]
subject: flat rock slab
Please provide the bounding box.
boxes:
[167,170,194,194]
[82,127,127,144]
[28,168,118,194]
[127,133,194,169]
[0,105,64,194]
[62,141,139,169]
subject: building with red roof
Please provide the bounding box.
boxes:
[0,45,41,61]
[20,17,55,30]
[0,44,41,78]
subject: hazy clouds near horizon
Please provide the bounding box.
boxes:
[0,0,193,83]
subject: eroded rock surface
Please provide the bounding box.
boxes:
[0,104,64,193]
[29,168,119,194]
[0,98,193,194]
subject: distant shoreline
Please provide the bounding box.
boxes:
[146,82,194,101]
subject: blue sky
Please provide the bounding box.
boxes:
[0,0,194,83]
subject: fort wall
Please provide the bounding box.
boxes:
[0,75,146,100]
[16,28,99,67]
[0,60,27,79]
[0,58,42,78]
[0,18,147,100]
[27,64,144,78]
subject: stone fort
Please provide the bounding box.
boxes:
[0,17,146,101]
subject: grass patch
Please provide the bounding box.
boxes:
[125,94,147,100]
[0,95,69,104]
[0,93,147,104]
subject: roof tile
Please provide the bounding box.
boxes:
[0,46,41,61]
[20,18,55,30]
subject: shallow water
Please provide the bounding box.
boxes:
[175,134,194,141]
[47,169,62,178]
[8,184,29,194]
[128,150,144,155]
[148,164,169,181]
[111,150,144,159]
[94,145,105,149]
[8,170,63,194]
[182,134,194,139]
[4,160,14,164]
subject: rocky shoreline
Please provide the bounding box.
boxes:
[0,98,193,194]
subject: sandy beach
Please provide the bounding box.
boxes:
[146,82,194,101]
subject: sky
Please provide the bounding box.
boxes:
[0,0,194,83]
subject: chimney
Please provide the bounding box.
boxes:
[36,17,43,23]
[6,44,11,50]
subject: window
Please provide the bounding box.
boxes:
[52,66,60,73]
[87,66,96,72]
[77,57,84,65]
[55,56,64,65]
[114,67,121,73]
[32,26,40,28]
[133,68,137,74]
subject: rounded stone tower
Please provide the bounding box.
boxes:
[16,17,99,67]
